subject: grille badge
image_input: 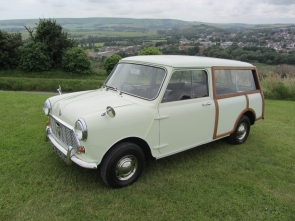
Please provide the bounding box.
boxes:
[59,110,62,116]
[56,123,61,136]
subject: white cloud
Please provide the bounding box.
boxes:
[0,0,294,23]
[262,0,295,5]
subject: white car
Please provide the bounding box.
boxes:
[43,55,264,188]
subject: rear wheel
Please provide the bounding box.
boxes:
[228,115,250,145]
[100,142,145,188]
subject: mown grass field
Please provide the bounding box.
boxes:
[0,70,106,92]
[0,91,294,220]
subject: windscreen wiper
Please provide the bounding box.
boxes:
[103,84,122,95]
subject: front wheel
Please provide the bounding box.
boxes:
[228,115,250,145]
[100,142,145,188]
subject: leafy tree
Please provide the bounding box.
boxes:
[18,42,51,72]
[116,51,129,58]
[155,41,166,47]
[61,48,92,75]
[25,18,76,69]
[103,54,122,74]
[166,38,179,45]
[0,30,23,70]
[138,47,162,55]
[187,46,200,55]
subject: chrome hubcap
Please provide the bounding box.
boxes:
[237,122,248,141]
[115,155,138,180]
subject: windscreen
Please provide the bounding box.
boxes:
[105,63,166,100]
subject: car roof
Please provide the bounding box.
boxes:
[120,55,254,68]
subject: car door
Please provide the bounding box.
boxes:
[157,69,215,156]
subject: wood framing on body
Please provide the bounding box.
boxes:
[211,66,265,140]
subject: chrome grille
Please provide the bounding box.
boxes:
[49,116,79,152]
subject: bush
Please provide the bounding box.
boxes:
[273,82,292,100]
[138,47,162,55]
[275,65,295,78]
[18,42,51,72]
[0,31,23,70]
[261,75,295,101]
[103,54,122,74]
[61,48,92,75]
[26,18,76,69]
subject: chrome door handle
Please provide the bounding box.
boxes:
[202,102,211,106]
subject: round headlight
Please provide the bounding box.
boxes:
[75,119,88,141]
[43,99,51,116]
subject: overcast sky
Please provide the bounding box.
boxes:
[0,0,294,24]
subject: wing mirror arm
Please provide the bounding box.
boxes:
[57,85,62,95]
[101,106,116,118]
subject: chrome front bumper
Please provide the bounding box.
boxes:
[46,127,97,169]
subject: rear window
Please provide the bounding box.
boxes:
[214,69,257,95]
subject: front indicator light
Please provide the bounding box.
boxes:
[46,121,50,126]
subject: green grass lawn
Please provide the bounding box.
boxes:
[0,91,294,220]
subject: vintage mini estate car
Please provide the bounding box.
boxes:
[43,55,264,188]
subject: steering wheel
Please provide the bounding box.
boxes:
[122,82,137,90]
[178,94,191,100]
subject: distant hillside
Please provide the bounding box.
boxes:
[1,17,292,39]
[0,17,196,31]
[0,17,269,32]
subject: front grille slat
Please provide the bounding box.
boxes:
[49,116,79,152]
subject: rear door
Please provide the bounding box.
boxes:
[213,68,264,139]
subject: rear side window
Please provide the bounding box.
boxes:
[214,69,257,95]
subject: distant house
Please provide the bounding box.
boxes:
[199,41,216,47]
[220,42,233,49]
[87,52,97,58]
[179,45,195,50]
[124,45,142,54]
[286,43,295,50]
[97,51,118,58]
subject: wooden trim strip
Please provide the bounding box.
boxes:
[256,116,263,121]
[212,67,218,139]
[261,92,265,119]
[211,67,217,100]
[245,94,249,109]
[212,66,257,71]
[214,108,256,139]
[215,90,261,99]
[213,99,219,139]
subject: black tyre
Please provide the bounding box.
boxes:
[228,115,250,145]
[100,142,145,188]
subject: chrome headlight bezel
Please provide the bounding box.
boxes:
[75,119,88,141]
[43,99,52,116]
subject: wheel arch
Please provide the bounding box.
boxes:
[243,109,256,125]
[102,137,154,163]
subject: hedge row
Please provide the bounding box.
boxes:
[0,77,104,92]
[1,76,294,101]
[0,70,107,79]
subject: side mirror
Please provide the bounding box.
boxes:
[57,85,62,95]
[101,106,116,118]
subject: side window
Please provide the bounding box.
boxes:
[192,70,209,98]
[215,69,257,95]
[162,70,208,103]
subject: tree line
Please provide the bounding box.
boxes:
[1,18,295,77]
[202,44,295,65]
[0,19,92,74]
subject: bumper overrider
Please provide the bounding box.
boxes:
[45,126,97,169]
